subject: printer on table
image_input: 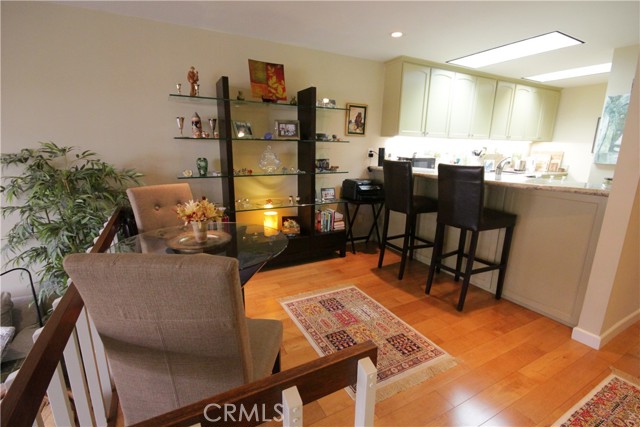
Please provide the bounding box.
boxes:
[341,179,384,202]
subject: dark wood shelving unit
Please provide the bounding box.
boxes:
[175,76,347,265]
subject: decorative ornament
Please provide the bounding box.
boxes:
[187,66,199,96]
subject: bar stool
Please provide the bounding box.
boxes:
[378,160,438,280]
[425,164,516,311]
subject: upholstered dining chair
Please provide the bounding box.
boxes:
[126,183,193,233]
[63,253,283,426]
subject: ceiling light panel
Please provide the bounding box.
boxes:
[525,63,612,82]
[448,31,584,68]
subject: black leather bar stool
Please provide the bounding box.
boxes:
[425,164,516,311]
[378,160,438,280]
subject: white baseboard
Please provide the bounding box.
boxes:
[572,308,640,349]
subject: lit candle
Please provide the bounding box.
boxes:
[263,211,279,236]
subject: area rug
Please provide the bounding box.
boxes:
[279,285,457,401]
[553,372,640,426]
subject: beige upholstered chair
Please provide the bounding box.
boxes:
[126,183,193,233]
[63,253,283,426]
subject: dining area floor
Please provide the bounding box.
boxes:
[40,243,638,426]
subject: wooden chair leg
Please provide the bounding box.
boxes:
[377,208,390,268]
[272,351,281,374]
[398,213,413,280]
[495,226,514,300]
[454,228,467,282]
[457,231,479,311]
[426,223,445,295]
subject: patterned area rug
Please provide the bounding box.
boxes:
[280,285,457,401]
[554,373,640,426]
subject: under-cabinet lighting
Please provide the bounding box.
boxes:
[448,31,583,68]
[525,63,612,82]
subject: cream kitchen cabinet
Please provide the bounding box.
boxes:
[448,73,497,139]
[423,68,455,137]
[490,82,560,141]
[381,61,431,137]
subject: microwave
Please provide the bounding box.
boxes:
[397,157,436,169]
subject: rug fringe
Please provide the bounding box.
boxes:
[375,356,458,402]
[278,284,355,303]
[610,367,640,386]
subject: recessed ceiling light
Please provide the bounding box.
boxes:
[390,31,403,38]
[525,63,612,82]
[448,31,583,68]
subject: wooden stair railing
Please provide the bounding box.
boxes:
[0,207,129,427]
[133,340,378,427]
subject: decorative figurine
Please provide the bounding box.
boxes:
[237,91,245,101]
[264,132,273,140]
[288,196,294,205]
[191,112,202,138]
[208,118,217,134]
[187,66,199,96]
[176,83,182,95]
[196,157,208,177]
[289,96,297,105]
[258,145,282,173]
[176,116,185,136]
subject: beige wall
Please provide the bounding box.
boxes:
[533,84,607,182]
[588,44,640,183]
[1,2,385,271]
[573,57,640,348]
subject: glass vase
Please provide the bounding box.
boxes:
[192,221,208,242]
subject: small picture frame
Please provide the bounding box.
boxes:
[282,216,300,236]
[346,103,367,136]
[232,121,253,138]
[275,120,300,139]
[484,159,495,172]
[321,187,336,201]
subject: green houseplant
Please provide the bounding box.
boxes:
[1,142,142,300]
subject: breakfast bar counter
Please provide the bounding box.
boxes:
[369,166,609,326]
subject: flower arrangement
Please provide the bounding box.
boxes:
[176,197,222,225]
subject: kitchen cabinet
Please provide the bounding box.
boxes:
[381,61,431,136]
[382,58,560,141]
[448,73,497,139]
[490,83,560,141]
[170,77,348,265]
[424,69,455,137]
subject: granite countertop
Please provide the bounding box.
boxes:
[369,166,610,197]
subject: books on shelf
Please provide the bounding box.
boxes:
[316,208,345,232]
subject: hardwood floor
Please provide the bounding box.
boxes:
[243,243,639,427]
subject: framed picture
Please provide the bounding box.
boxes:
[275,120,300,139]
[282,216,300,236]
[345,103,367,136]
[321,187,336,201]
[232,121,253,138]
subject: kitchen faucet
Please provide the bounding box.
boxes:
[495,157,512,179]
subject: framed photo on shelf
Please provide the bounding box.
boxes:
[275,120,300,139]
[282,216,300,236]
[345,103,367,136]
[232,121,253,138]
[320,187,336,201]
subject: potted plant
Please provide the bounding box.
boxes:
[1,142,143,301]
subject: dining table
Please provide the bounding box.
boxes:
[107,222,288,285]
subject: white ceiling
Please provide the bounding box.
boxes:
[62,1,640,88]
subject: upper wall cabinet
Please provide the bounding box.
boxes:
[382,61,431,136]
[381,58,560,141]
[448,73,497,139]
[490,83,560,141]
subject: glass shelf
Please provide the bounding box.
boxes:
[174,137,222,141]
[232,198,347,213]
[177,174,228,179]
[231,170,348,177]
[169,93,349,111]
